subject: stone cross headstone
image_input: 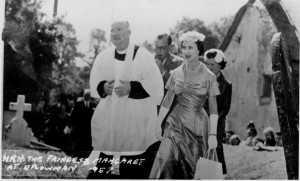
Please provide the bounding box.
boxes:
[6,95,32,147]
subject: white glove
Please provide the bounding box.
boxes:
[208,114,219,149]
[208,135,218,149]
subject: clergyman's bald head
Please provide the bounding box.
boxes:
[111,21,130,31]
[111,20,131,50]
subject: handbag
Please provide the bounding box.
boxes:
[194,149,223,179]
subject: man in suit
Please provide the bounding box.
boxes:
[154,34,184,134]
[203,49,232,176]
[70,89,96,158]
[154,34,184,88]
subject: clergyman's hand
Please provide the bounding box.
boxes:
[114,80,131,97]
[104,80,114,95]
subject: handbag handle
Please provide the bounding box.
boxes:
[204,149,219,162]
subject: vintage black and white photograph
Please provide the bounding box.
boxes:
[1,0,299,179]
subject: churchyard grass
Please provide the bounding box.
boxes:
[224,144,288,179]
[2,141,288,179]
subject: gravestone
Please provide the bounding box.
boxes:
[5,95,32,147]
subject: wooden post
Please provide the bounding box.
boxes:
[271,33,299,180]
[53,0,58,18]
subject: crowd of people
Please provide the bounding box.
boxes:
[85,20,234,179]
[25,88,97,156]
[224,121,283,152]
[26,20,283,179]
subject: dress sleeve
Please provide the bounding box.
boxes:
[208,74,220,97]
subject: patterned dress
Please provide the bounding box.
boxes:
[150,62,220,179]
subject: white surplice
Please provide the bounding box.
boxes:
[89,44,163,160]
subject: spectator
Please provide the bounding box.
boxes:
[203,48,232,175]
[275,131,283,147]
[244,126,281,152]
[230,134,241,146]
[263,127,276,146]
[225,131,235,144]
[70,89,96,158]
[247,120,255,130]
[245,121,258,147]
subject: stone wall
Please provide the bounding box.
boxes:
[223,5,280,139]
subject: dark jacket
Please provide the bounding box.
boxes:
[70,100,96,151]
[204,72,232,121]
[216,72,232,122]
[162,53,183,87]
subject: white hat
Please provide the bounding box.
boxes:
[179,31,205,42]
[204,49,226,63]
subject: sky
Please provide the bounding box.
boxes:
[40,0,248,53]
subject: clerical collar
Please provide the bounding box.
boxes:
[114,45,139,61]
[116,49,127,54]
[115,49,127,61]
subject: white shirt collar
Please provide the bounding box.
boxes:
[162,57,168,65]
[116,49,127,54]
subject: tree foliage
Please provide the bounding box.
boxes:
[209,15,234,45]
[142,40,154,54]
[79,28,107,69]
[76,28,107,89]
[3,0,84,106]
[49,17,85,97]
[3,0,44,80]
[89,28,106,60]
[170,16,220,51]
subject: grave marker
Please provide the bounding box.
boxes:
[6,95,32,147]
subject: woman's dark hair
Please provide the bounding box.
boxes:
[247,127,257,137]
[247,121,256,130]
[181,40,204,56]
[206,51,227,69]
[230,135,241,146]
[195,40,205,56]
